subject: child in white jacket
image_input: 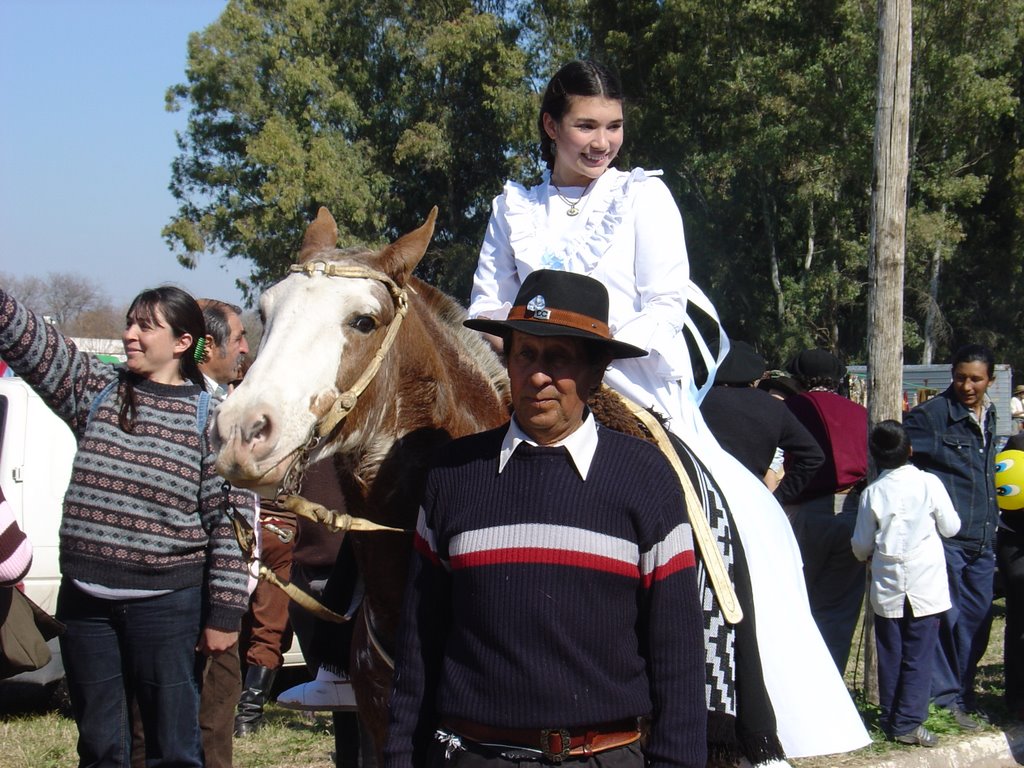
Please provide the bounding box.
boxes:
[852,419,961,747]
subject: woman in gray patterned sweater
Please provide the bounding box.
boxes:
[0,284,253,768]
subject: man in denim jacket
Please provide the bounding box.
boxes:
[903,344,999,730]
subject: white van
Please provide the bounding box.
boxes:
[0,375,76,686]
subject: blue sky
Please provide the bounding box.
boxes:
[0,0,249,309]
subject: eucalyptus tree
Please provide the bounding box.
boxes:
[582,0,877,365]
[904,0,1024,364]
[163,0,1024,374]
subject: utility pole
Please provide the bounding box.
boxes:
[864,0,913,704]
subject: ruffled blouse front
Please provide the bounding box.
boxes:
[471,167,697,429]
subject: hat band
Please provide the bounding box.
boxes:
[507,305,611,339]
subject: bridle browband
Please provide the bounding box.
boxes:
[274,259,411,501]
[290,259,410,440]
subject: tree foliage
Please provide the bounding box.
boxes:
[165,0,1024,375]
[164,0,534,304]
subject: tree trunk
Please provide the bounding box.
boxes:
[762,181,785,322]
[922,202,947,365]
[868,0,912,428]
[864,0,913,704]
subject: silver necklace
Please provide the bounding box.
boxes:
[552,182,586,217]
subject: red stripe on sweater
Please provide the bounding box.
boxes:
[450,547,640,578]
[641,549,696,588]
[414,532,442,568]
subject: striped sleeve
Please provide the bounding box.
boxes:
[412,506,445,569]
[199,418,255,632]
[638,458,708,768]
[386,505,452,768]
[640,522,696,588]
[0,288,116,431]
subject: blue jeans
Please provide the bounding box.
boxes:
[931,542,995,711]
[57,580,203,768]
[875,608,940,736]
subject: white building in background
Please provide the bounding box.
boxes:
[70,337,126,363]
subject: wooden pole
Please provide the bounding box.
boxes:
[864,0,913,705]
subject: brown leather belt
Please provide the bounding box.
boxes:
[440,717,641,763]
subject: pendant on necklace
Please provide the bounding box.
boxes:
[552,181,585,217]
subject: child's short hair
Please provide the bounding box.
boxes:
[869,419,911,469]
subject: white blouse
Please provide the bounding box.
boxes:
[851,464,962,618]
[470,167,702,434]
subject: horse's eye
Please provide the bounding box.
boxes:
[350,315,377,334]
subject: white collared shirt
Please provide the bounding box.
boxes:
[499,411,599,481]
[851,463,961,618]
[202,373,228,404]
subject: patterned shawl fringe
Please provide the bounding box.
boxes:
[706,711,742,768]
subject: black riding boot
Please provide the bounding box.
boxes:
[234,665,278,737]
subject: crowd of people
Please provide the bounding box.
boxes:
[0,56,1016,768]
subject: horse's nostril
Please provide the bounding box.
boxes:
[242,414,270,443]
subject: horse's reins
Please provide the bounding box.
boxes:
[224,259,415,627]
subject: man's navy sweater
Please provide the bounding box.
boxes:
[385,424,707,768]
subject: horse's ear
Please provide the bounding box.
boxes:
[298,207,339,263]
[380,207,438,285]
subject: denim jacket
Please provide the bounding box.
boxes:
[904,386,998,551]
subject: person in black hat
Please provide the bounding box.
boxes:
[699,342,823,504]
[384,270,707,768]
[783,348,869,674]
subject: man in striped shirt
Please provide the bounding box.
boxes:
[384,270,706,768]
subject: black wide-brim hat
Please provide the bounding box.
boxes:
[464,269,647,360]
[787,348,846,382]
[715,340,767,385]
[757,371,805,398]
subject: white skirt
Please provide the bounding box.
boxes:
[708,448,870,756]
[654,385,871,758]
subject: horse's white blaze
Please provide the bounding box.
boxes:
[214,268,389,487]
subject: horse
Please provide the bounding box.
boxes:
[213,206,510,757]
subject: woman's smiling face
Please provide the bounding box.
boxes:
[122,304,190,384]
[543,95,624,187]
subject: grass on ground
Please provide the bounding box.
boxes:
[0,604,1013,767]
[792,599,1011,767]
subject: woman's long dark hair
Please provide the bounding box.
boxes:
[538,60,624,171]
[118,286,206,431]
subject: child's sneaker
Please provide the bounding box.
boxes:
[893,725,939,747]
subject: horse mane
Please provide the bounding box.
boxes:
[409,276,509,402]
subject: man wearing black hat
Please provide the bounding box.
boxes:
[699,341,823,504]
[384,270,707,768]
[783,348,868,674]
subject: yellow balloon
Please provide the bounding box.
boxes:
[995,450,1024,511]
